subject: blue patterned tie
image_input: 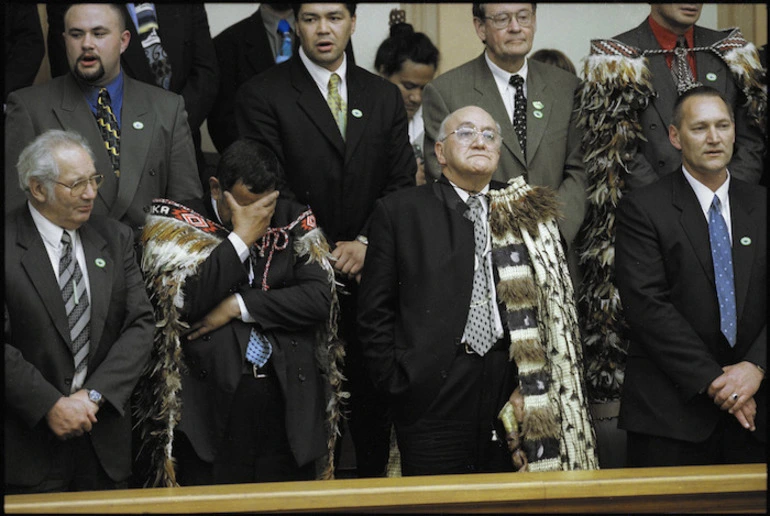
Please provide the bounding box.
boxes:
[708,195,736,347]
[245,249,272,366]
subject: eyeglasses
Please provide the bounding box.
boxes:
[441,127,502,147]
[51,174,104,196]
[484,10,535,29]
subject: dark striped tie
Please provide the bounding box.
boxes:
[96,88,121,177]
[60,232,90,392]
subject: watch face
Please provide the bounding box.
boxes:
[89,390,102,403]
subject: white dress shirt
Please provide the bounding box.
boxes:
[485,52,529,124]
[299,46,348,104]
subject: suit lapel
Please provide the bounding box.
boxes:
[673,173,714,284]
[432,177,475,299]
[471,54,525,167]
[524,62,550,167]
[79,223,112,360]
[109,76,152,221]
[637,23,678,129]
[344,67,371,165]
[728,182,756,322]
[17,208,72,346]
[694,27,728,93]
[53,75,117,213]
[245,10,276,77]
[291,59,345,157]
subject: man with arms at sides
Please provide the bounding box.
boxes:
[422,3,587,282]
[5,130,154,493]
[236,3,415,478]
[136,140,344,486]
[46,3,219,185]
[616,86,766,467]
[359,106,597,476]
[5,3,202,236]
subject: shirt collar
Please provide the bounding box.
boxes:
[448,179,491,205]
[681,166,731,217]
[299,46,347,93]
[648,15,695,50]
[210,197,224,226]
[77,69,124,108]
[485,51,528,87]
[260,5,295,33]
[28,201,74,250]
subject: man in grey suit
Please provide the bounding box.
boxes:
[5,130,154,493]
[5,3,202,234]
[422,3,587,258]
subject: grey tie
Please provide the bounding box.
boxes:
[60,232,90,392]
[671,36,698,95]
[463,195,495,356]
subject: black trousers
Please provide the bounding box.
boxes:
[626,414,766,467]
[339,286,392,478]
[5,434,127,494]
[394,343,515,477]
[175,361,315,486]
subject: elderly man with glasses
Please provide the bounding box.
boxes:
[5,129,154,493]
[422,3,587,286]
[358,106,598,476]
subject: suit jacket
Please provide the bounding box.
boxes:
[208,8,356,155]
[46,3,218,131]
[175,198,332,467]
[358,176,514,424]
[422,54,587,247]
[614,21,765,187]
[235,55,415,243]
[4,3,45,101]
[4,206,154,486]
[616,171,766,444]
[4,73,202,232]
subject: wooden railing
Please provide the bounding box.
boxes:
[5,463,766,513]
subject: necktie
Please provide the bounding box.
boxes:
[463,195,495,356]
[245,248,273,367]
[327,73,347,139]
[96,88,121,177]
[134,3,173,89]
[671,36,697,95]
[708,196,737,347]
[60,232,91,392]
[509,74,527,159]
[275,19,292,64]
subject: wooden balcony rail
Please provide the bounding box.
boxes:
[5,463,766,513]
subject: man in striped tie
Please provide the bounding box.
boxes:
[616,86,766,467]
[5,129,154,493]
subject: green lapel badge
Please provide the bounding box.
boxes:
[740,237,751,246]
[95,258,106,268]
[133,121,144,130]
[532,101,544,109]
[351,109,363,118]
[533,110,543,119]
[706,72,717,82]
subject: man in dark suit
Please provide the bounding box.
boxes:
[138,140,343,485]
[46,3,219,182]
[616,86,766,467]
[5,129,154,493]
[235,3,415,478]
[359,106,514,476]
[422,3,587,264]
[6,3,202,234]
[611,4,764,188]
[4,3,45,102]
[208,4,355,154]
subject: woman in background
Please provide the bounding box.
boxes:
[375,10,439,185]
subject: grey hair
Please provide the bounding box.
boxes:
[437,108,502,141]
[17,129,95,197]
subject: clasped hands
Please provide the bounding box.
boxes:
[46,389,99,440]
[706,361,764,431]
[331,240,367,284]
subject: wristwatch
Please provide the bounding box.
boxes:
[355,235,369,246]
[88,389,104,407]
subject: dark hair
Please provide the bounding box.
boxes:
[63,3,128,31]
[530,49,576,75]
[292,3,357,19]
[374,23,439,77]
[216,140,286,194]
[472,3,537,18]
[671,86,734,129]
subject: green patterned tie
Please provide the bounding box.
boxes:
[327,73,346,140]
